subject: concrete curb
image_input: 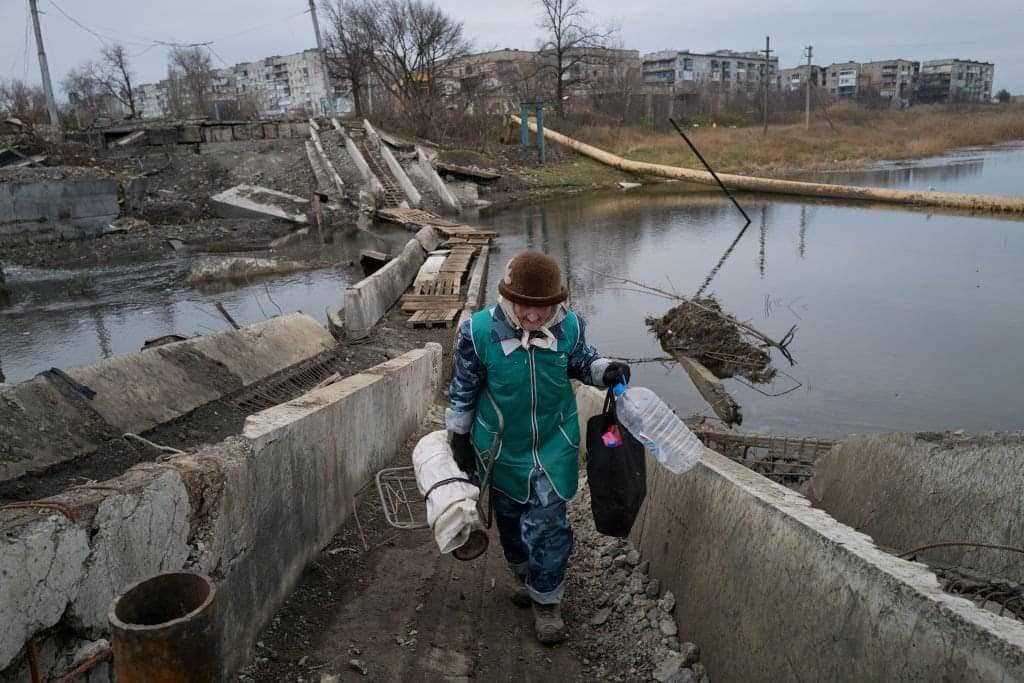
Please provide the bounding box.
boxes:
[333,118,384,206]
[0,345,442,680]
[810,433,1024,584]
[1,314,335,483]
[0,170,119,243]
[415,145,461,214]
[341,238,427,339]
[307,126,346,199]
[210,184,310,223]
[575,385,1024,680]
[453,245,490,339]
[365,120,421,208]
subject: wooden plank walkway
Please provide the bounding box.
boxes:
[377,206,493,329]
[377,207,497,240]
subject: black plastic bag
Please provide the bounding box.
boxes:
[586,389,647,537]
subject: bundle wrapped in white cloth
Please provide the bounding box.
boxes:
[412,430,484,554]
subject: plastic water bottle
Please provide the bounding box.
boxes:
[613,384,702,474]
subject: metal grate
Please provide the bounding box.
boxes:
[224,346,351,414]
[693,421,835,484]
[376,466,428,530]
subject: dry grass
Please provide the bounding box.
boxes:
[574,104,1024,175]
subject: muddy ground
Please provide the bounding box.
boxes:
[0,310,452,503]
[240,419,708,683]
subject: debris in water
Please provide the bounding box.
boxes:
[185,256,310,284]
[648,297,777,383]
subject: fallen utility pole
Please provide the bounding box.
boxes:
[28,0,62,138]
[669,118,751,226]
[512,115,1024,214]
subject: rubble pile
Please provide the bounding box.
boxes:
[648,296,775,383]
[567,482,710,682]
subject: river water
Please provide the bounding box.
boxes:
[0,224,410,385]
[472,145,1024,438]
[3,146,1023,437]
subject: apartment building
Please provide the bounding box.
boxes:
[641,49,779,93]
[135,48,349,119]
[918,59,995,103]
[779,64,825,91]
[859,59,919,102]
[826,61,861,97]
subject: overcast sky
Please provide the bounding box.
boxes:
[2,0,1022,95]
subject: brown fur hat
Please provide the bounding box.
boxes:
[497,250,568,306]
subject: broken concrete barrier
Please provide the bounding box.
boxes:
[414,145,461,214]
[341,237,426,339]
[576,386,1024,682]
[365,120,421,208]
[0,313,335,483]
[809,432,1024,584]
[0,344,441,680]
[210,184,309,223]
[0,167,119,243]
[185,255,310,284]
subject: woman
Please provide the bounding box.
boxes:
[446,250,630,644]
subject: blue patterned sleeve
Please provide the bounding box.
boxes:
[568,314,611,387]
[445,319,485,434]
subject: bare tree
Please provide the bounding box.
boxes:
[0,79,49,124]
[62,64,105,121]
[98,44,138,117]
[360,0,470,134]
[321,0,374,117]
[535,0,617,115]
[166,46,215,118]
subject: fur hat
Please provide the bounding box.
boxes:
[498,251,568,306]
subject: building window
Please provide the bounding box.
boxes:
[683,58,693,70]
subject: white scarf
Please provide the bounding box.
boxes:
[497,295,566,355]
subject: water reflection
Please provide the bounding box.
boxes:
[794,143,1024,198]
[475,185,1024,438]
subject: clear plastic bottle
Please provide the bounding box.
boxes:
[613,384,703,474]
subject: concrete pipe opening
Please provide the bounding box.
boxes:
[109,572,220,682]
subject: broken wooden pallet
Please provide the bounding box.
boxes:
[444,237,492,247]
[399,294,462,313]
[376,207,497,240]
[407,308,462,329]
[414,275,461,297]
[438,246,476,277]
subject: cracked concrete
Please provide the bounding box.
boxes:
[0,515,90,670]
[1,345,440,679]
[70,468,191,634]
[810,432,1024,583]
[575,386,1024,681]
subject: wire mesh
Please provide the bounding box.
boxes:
[376,466,428,530]
[693,422,835,484]
[224,346,350,414]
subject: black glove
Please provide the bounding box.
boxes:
[602,361,631,389]
[450,431,476,475]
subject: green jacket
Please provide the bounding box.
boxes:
[447,305,611,502]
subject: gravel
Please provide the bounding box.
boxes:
[565,479,708,681]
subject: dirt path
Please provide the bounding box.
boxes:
[241,407,710,683]
[240,410,588,682]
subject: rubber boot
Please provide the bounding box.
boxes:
[532,601,567,645]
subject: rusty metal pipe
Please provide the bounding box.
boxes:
[108,572,220,682]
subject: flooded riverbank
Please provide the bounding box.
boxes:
[473,147,1024,437]
[3,145,1023,439]
[0,223,413,384]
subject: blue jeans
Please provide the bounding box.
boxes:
[492,469,574,605]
